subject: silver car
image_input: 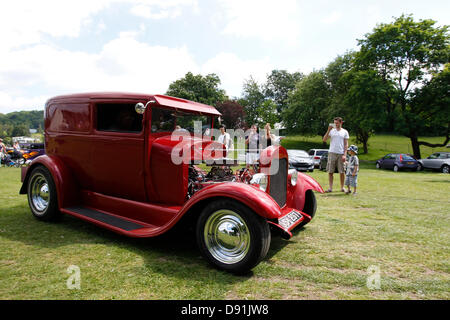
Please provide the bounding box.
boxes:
[288,149,315,172]
[418,152,450,173]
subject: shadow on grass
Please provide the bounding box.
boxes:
[0,204,295,283]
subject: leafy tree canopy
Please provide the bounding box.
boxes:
[165,72,227,107]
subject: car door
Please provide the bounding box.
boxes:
[381,154,393,169]
[424,153,440,169]
[89,101,147,202]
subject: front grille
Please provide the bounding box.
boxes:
[269,158,287,207]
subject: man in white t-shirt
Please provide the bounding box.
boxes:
[322,117,349,193]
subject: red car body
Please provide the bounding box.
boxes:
[20,92,323,273]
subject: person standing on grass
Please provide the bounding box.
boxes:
[345,145,359,195]
[322,117,349,193]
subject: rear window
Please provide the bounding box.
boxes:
[47,103,90,133]
[402,154,415,161]
[316,150,327,156]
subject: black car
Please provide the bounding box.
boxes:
[287,149,315,172]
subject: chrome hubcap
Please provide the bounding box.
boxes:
[204,210,250,264]
[30,174,49,213]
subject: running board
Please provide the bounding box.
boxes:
[61,206,162,237]
[66,206,146,230]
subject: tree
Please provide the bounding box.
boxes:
[408,64,450,148]
[356,14,449,158]
[166,72,227,106]
[239,77,266,126]
[263,70,303,117]
[11,123,29,137]
[324,53,391,154]
[341,69,390,153]
[215,100,246,129]
[283,71,331,138]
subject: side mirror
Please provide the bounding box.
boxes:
[136,100,156,114]
[135,102,146,114]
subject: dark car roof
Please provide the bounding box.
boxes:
[46,92,221,116]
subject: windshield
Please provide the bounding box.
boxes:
[151,107,213,135]
[288,150,309,157]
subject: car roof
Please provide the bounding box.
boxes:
[46,92,221,116]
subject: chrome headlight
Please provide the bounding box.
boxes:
[250,173,268,192]
[289,169,298,186]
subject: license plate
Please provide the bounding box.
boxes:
[279,210,303,229]
[407,162,413,165]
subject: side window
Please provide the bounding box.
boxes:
[96,103,143,133]
[151,107,175,133]
[308,150,314,156]
[428,153,438,159]
[47,103,90,133]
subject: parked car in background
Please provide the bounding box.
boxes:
[318,151,348,172]
[417,152,450,173]
[376,153,419,172]
[318,151,329,171]
[287,149,314,172]
[308,149,329,168]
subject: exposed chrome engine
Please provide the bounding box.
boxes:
[187,164,254,199]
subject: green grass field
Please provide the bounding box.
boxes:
[0,161,449,300]
[281,134,449,161]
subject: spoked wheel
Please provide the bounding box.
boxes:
[196,199,270,274]
[376,162,381,169]
[417,163,423,171]
[27,166,60,221]
[442,165,449,174]
[393,165,399,172]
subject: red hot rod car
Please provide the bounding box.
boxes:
[20,92,323,274]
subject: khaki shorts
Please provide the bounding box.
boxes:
[326,152,345,173]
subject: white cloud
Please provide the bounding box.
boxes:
[202,53,273,98]
[0,0,113,51]
[0,30,275,112]
[321,11,342,24]
[0,32,200,113]
[218,0,301,45]
[129,0,198,19]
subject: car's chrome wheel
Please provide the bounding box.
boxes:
[376,162,381,169]
[393,165,399,172]
[204,209,250,265]
[27,166,60,221]
[30,173,50,214]
[442,165,449,174]
[196,199,270,274]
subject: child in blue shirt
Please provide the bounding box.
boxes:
[345,145,359,195]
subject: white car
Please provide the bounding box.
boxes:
[308,149,329,168]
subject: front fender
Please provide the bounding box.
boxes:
[287,172,323,212]
[179,182,283,219]
[19,155,79,209]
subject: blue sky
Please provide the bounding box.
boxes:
[0,0,448,113]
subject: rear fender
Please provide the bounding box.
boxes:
[20,155,79,209]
